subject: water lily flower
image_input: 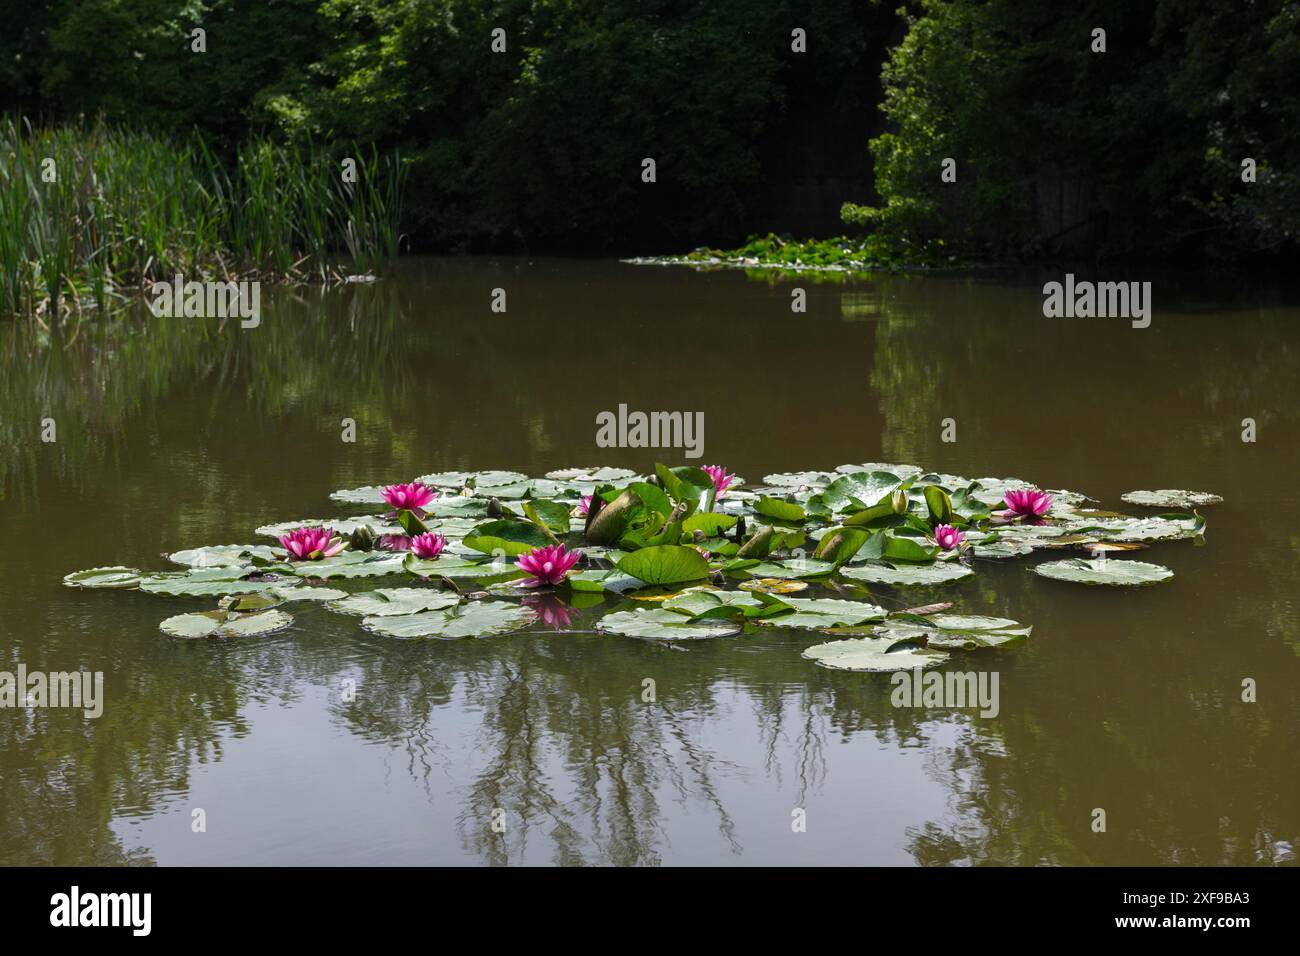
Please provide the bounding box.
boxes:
[702,465,738,498]
[381,481,438,513]
[1002,489,1053,518]
[279,527,346,560]
[409,532,448,559]
[516,543,581,587]
[933,525,965,551]
[578,494,593,516]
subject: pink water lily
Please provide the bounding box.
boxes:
[409,532,448,559]
[381,482,438,513]
[1002,489,1053,518]
[702,465,738,498]
[933,524,965,551]
[516,543,581,587]
[279,526,347,560]
[578,494,594,516]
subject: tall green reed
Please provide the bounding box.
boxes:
[0,118,406,320]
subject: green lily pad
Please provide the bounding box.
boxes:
[218,593,283,612]
[140,567,289,597]
[763,597,889,629]
[169,545,279,568]
[661,587,766,619]
[63,566,141,589]
[463,520,553,557]
[614,545,710,586]
[802,637,948,671]
[873,613,1031,649]
[545,466,637,483]
[567,568,644,593]
[1120,489,1223,508]
[362,600,536,639]
[403,554,498,578]
[289,552,409,579]
[742,558,836,579]
[597,607,742,641]
[160,609,293,639]
[327,588,460,617]
[840,561,974,586]
[1033,558,1174,586]
[256,516,401,539]
[272,585,349,602]
[762,471,834,488]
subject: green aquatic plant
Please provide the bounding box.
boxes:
[63,462,1215,675]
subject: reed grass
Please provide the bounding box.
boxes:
[0,118,406,319]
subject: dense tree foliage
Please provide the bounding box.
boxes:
[2,0,1295,259]
[844,0,1300,260]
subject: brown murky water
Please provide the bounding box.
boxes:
[2,257,1298,865]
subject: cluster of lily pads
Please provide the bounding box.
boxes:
[62,463,1217,672]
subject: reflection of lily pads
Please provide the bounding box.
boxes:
[63,566,141,589]
[1033,558,1173,586]
[363,600,536,639]
[328,588,460,617]
[841,561,973,587]
[1120,489,1223,508]
[160,609,293,639]
[597,607,742,641]
[802,637,948,671]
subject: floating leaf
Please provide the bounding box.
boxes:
[1121,489,1223,508]
[160,609,292,639]
[802,637,948,671]
[762,597,888,629]
[873,613,1031,649]
[614,545,710,586]
[328,588,460,617]
[63,566,141,589]
[272,585,349,602]
[1033,558,1173,586]
[597,607,742,641]
[841,561,973,587]
[754,495,807,522]
[403,554,496,578]
[140,567,289,597]
[545,466,638,483]
[169,545,278,568]
[363,601,536,639]
[219,593,283,612]
[289,552,409,579]
[738,577,809,594]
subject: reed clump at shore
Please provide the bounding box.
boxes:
[0,118,404,320]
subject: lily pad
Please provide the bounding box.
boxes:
[169,545,279,568]
[327,588,460,617]
[615,545,710,586]
[140,567,289,597]
[1033,558,1173,586]
[272,585,349,602]
[597,607,742,641]
[1120,489,1223,508]
[802,637,948,672]
[738,577,809,595]
[363,600,537,639]
[545,466,637,483]
[840,561,974,587]
[873,613,1031,649]
[63,566,141,589]
[403,554,498,578]
[763,597,888,630]
[289,552,409,579]
[160,609,293,639]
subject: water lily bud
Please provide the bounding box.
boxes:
[890,489,909,514]
[348,525,376,551]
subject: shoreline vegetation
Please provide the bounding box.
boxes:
[626,234,960,279]
[0,119,404,323]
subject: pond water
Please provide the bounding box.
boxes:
[2,257,1298,866]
